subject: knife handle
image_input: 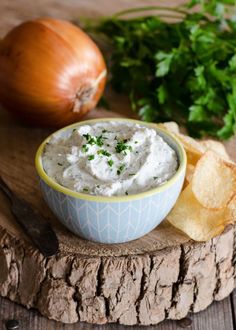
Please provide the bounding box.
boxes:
[0,176,59,257]
[0,176,13,200]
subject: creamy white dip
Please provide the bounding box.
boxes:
[42,122,178,196]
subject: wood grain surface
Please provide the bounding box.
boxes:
[0,294,235,330]
[0,1,235,329]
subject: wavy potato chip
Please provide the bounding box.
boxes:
[167,184,233,241]
[228,195,236,219]
[158,121,235,241]
[192,151,236,209]
[200,140,231,162]
[174,133,205,165]
[162,121,180,134]
[183,163,195,189]
[185,164,195,183]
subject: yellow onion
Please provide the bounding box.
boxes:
[0,18,107,126]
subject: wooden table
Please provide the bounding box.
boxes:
[0,0,235,329]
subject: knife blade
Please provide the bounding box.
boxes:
[0,176,59,257]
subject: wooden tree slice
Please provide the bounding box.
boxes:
[0,108,235,326]
[0,222,235,325]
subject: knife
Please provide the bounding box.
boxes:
[0,176,59,257]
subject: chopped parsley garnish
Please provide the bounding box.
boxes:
[96,135,105,146]
[129,173,135,176]
[83,133,106,147]
[83,188,89,192]
[153,176,158,180]
[88,155,95,161]
[57,162,63,166]
[117,164,125,175]
[82,144,89,153]
[107,159,114,167]
[73,128,77,132]
[96,185,100,188]
[135,141,138,144]
[97,149,111,157]
[115,139,132,154]
[83,133,97,145]
[102,129,111,133]
[125,191,128,195]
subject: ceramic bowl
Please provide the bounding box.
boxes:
[35,118,186,244]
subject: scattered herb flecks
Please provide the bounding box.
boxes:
[97,149,111,157]
[88,155,95,161]
[57,163,63,166]
[115,139,133,154]
[102,129,111,133]
[117,164,125,175]
[83,188,89,192]
[82,144,89,153]
[83,133,106,147]
[107,159,114,167]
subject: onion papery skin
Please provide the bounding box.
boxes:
[0,18,107,127]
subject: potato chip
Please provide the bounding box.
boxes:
[185,164,195,183]
[162,121,180,134]
[192,151,236,209]
[183,164,195,189]
[200,139,231,162]
[174,133,205,165]
[228,195,236,219]
[167,184,232,241]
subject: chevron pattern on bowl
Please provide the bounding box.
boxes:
[40,169,185,243]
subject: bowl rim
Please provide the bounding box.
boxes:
[35,118,187,202]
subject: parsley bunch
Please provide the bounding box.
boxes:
[86,0,236,139]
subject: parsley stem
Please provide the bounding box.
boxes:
[114,6,188,18]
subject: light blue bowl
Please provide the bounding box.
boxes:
[35,118,186,244]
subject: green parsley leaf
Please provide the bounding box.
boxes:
[84,2,236,139]
[155,52,174,77]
